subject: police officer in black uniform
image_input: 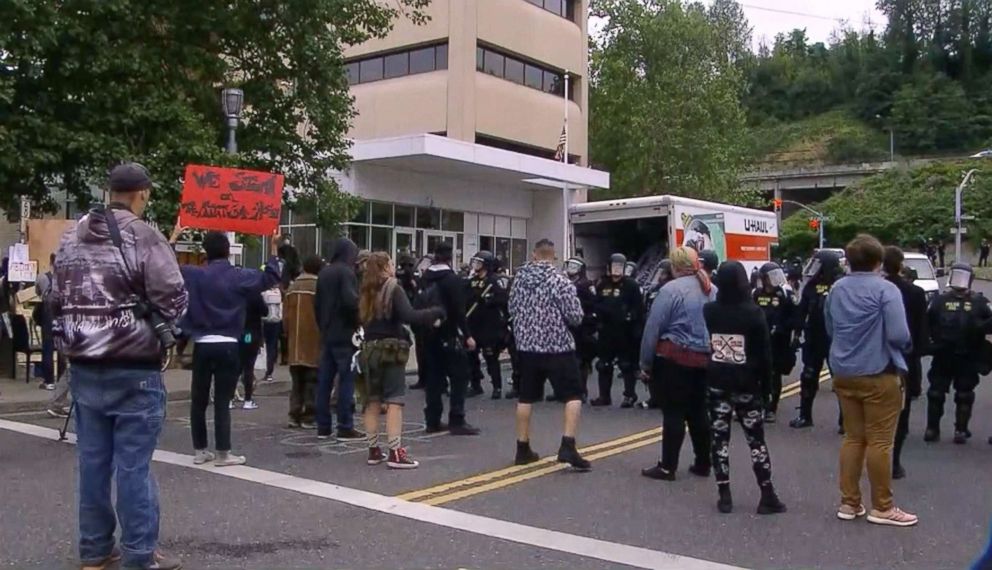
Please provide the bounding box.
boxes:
[591,253,644,408]
[564,257,598,401]
[753,262,797,423]
[397,253,429,390]
[641,259,675,409]
[925,263,992,444]
[500,264,522,399]
[465,251,509,399]
[790,249,843,428]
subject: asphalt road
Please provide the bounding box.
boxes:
[3,281,992,569]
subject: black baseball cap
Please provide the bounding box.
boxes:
[109,162,153,192]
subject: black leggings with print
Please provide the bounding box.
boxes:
[708,387,773,487]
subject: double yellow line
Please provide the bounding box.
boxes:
[399,370,831,506]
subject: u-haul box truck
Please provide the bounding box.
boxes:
[570,195,778,286]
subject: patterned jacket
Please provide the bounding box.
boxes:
[50,206,187,367]
[508,261,583,354]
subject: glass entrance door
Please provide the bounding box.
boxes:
[394,228,415,260]
[424,231,456,260]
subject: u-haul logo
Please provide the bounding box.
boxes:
[744,218,770,234]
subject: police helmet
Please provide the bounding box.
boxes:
[564,257,586,278]
[608,253,627,277]
[656,259,674,285]
[396,252,417,276]
[623,261,637,277]
[470,250,496,274]
[759,261,787,289]
[948,262,974,291]
[699,250,719,273]
[805,249,843,283]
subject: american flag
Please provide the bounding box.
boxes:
[553,125,567,162]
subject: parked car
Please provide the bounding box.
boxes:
[971,149,992,159]
[902,252,941,303]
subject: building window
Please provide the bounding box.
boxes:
[476,133,579,164]
[522,0,575,22]
[442,210,464,232]
[395,204,414,227]
[370,227,391,253]
[359,58,383,83]
[476,45,575,101]
[370,201,393,226]
[346,43,449,86]
[483,50,504,77]
[416,207,441,230]
[384,52,409,79]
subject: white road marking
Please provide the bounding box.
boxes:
[0,418,742,570]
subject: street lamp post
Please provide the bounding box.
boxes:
[955,169,979,263]
[221,88,244,155]
[780,199,828,249]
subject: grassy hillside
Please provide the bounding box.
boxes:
[780,159,991,255]
[748,111,892,168]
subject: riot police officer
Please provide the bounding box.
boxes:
[397,253,429,390]
[465,251,510,399]
[641,260,675,409]
[754,262,797,423]
[498,264,522,399]
[790,249,843,428]
[591,253,644,408]
[565,257,598,401]
[925,263,992,444]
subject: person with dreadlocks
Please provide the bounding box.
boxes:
[640,247,717,481]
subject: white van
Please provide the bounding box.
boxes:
[902,252,942,303]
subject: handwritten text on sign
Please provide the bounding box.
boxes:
[179,165,283,235]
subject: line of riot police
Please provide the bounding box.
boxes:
[400,245,992,456]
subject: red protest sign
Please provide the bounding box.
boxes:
[178,165,283,235]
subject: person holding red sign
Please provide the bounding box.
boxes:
[178,229,281,467]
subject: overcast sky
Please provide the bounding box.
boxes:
[590,1,888,48]
[738,1,886,48]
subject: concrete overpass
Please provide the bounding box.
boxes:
[740,159,939,194]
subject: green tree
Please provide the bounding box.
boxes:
[0,0,429,229]
[890,71,976,152]
[589,0,752,203]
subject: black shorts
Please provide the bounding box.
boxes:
[518,351,582,404]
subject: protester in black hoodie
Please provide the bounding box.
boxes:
[883,246,928,479]
[314,238,363,441]
[703,261,787,515]
[421,242,481,435]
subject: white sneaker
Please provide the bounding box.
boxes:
[228,400,235,409]
[193,450,216,465]
[242,400,259,410]
[215,452,247,467]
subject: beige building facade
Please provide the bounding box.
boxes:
[278,0,609,270]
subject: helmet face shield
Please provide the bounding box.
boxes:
[804,259,822,279]
[624,262,636,277]
[470,258,484,273]
[949,266,973,290]
[765,268,787,289]
[565,259,584,277]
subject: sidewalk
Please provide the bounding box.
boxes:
[0,367,293,414]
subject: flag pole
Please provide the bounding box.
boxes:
[562,70,570,259]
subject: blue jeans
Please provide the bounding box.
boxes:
[316,343,355,434]
[70,365,166,569]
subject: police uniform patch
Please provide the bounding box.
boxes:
[772,297,780,307]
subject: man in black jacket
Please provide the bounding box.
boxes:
[466,250,509,399]
[314,238,364,441]
[882,247,928,479]
[421,242,481,435]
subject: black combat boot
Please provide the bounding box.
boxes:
[557,436,591,471]
[514,441,540,466]
[789,396,814,428]
[757,484,787,515]
[717,484,733,514]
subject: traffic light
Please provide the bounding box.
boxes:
[773,199,782,212]
[809,218,820,231]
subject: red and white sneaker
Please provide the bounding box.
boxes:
[367,446,385,466]
[387,447,420,470]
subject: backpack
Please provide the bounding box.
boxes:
[262,288,283,323]
[413,281,443,313]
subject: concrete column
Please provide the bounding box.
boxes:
[446,0,478,142]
